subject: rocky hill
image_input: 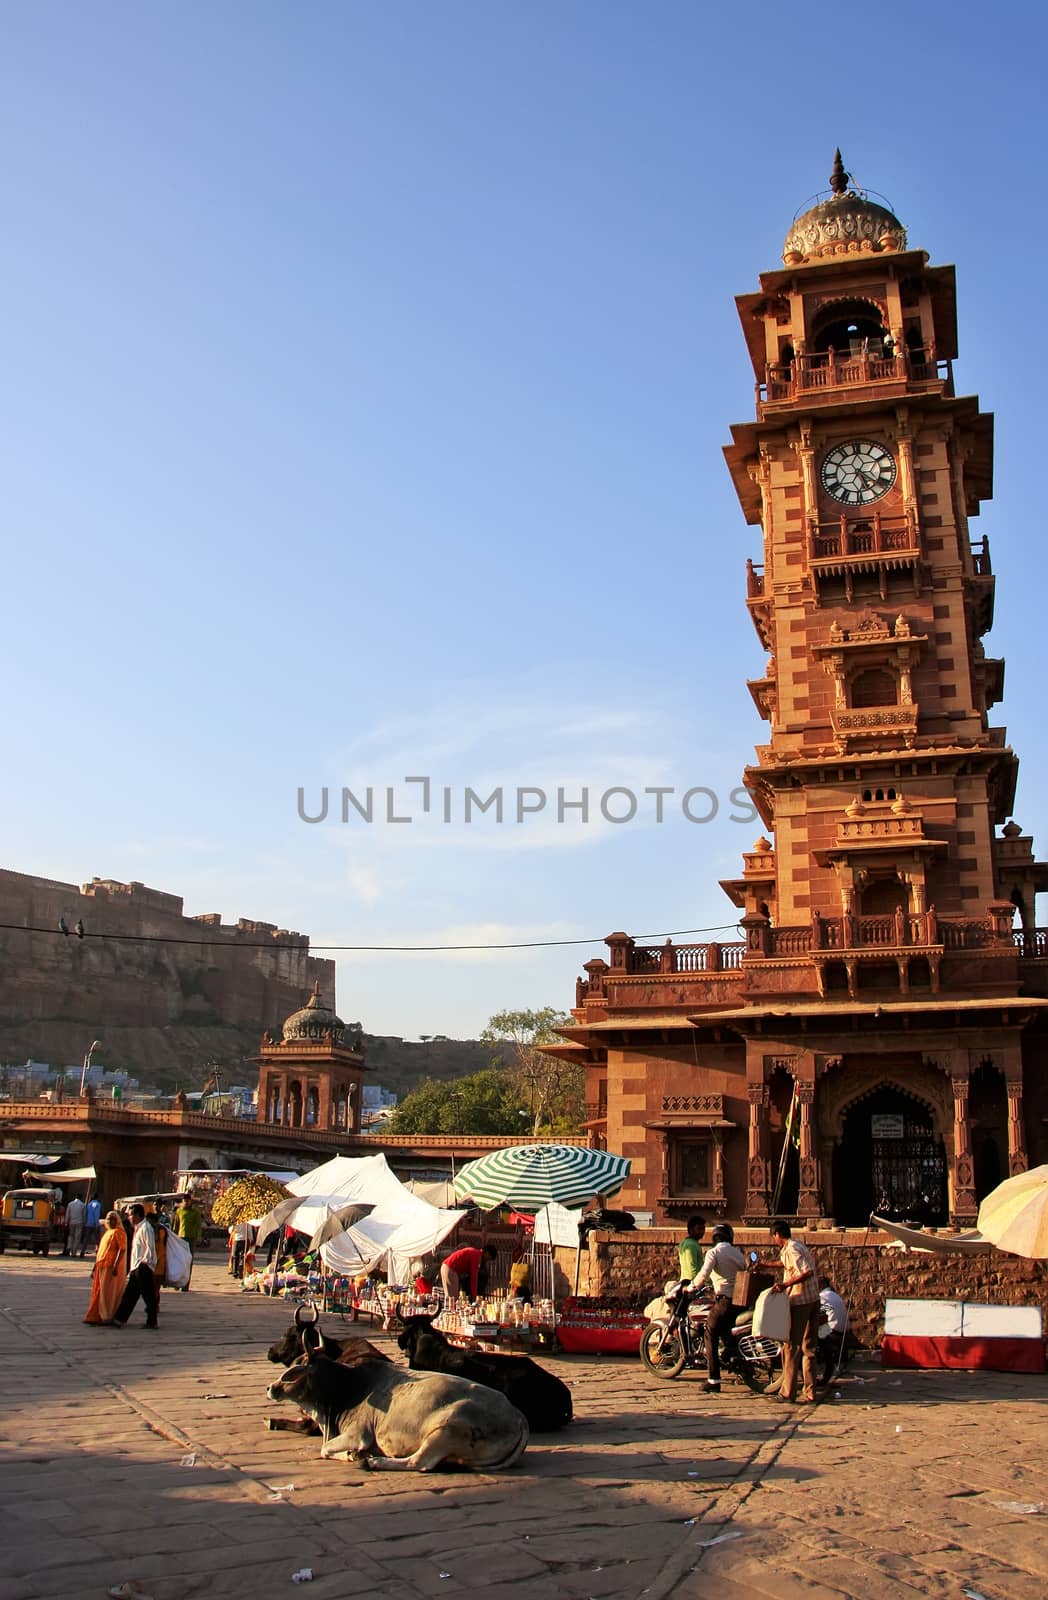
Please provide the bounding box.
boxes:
[0,866,504,1099]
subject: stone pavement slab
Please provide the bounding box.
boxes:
[1,1251,1045,1599]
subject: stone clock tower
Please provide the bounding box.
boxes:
[556,156,1048,1227]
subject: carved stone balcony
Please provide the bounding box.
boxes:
[809,511,922,600]
[757,349,953,418]
[830,702,918,752]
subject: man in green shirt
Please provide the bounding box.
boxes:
[678,1214,707,1281]
[173,1196,204,1291]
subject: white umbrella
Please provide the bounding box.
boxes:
[977,1165,1048,1259]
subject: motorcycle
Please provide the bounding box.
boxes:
[639,1279,781,1390]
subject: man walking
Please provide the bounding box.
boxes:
[768,1219,819,1404]
[64,1194,85,1258]
[83,1195,102,1256]
[112,1204,159,1329]
[173,1195,203,1291]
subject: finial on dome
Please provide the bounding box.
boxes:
[829,149,850,195]
[310,979,322,1002]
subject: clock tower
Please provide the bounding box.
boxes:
[558,156,1048,1227]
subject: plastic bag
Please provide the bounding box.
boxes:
[752,1286,790,1342]
[164,1230,192,1289]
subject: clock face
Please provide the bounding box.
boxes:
[820,440,897,506]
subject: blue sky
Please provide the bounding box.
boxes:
[4,3,1047,1040]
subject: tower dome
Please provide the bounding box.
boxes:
[281,981,345,1044]
[783,150,906,266]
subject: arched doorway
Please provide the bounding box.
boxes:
[768,1067,799,1215]
[970,1062,1008,1201]
[832,1085,947,1224]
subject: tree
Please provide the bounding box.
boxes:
[385,1069,523,1135]
[480,1007,582,1134]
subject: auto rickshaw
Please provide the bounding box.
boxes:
[0,1187,65,1255]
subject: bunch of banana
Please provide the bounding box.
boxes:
[211,1175,290,1227]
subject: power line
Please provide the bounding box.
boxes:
[0,920,743,955]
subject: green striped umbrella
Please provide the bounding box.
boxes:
[453,1144,631,1212]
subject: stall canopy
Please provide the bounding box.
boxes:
[175,1168,301,1185]
[34,1166,96,1183]
[0,1153,64,1166]
[258,1153,464,1283]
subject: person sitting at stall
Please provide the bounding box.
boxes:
[440,1244,498,1302]
[508,1255,533,1306]
[817,1275,849,1382]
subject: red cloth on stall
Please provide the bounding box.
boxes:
[882,1335,1045,1373]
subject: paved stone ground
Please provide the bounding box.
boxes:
[0,1253,1044,1600]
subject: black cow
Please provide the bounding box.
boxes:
[265,1305,391,1434]
[395,1313,572,1432]
[267,1304,390,1368]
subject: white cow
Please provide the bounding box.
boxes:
[267,1353,529,1472]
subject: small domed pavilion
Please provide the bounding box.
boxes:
[256,982,366,1132]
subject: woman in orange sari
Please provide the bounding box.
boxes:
[84,1211,128,1325]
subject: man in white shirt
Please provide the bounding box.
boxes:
[112,1206,159,1329]
[818,1276,848,1381]
[64,1195,85,1258]
[691,1223,747,1393]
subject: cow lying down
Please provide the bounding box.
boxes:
[396,1313,573,1432]
[268,1352,529,1473]
[265,1306,391,1434]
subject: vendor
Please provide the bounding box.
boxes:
[508,1257,533,1306]
[440,1244,498,1302]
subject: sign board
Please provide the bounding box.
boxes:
[871,1114,905,1140]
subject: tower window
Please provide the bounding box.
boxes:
[851,668,898,709]
[811,299,886,356]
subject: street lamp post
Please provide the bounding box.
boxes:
[79,1040,102,1096]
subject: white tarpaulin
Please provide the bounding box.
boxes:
[533,1202,581,1248]
[267,1153,464,1283]
[32,1166,96,1183]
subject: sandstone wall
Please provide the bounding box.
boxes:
[559,1229,1048,1348]
[0,868,334,1080]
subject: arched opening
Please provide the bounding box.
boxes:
[1009,887,1029,932]
[188,1157,209,1172]
[287,1080,303,1128]
[812,300,887,356]
[305,1087,320,1126]
[832,1085,946,1225]
[851,668,897,709]
[768,1067,799,1216]
[859,875,907,915]
[970,1061,1008,1202]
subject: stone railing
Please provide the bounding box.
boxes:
[811,511,918,563]
[752,912,1013,959]
[759,349,952,409]
[1014,928,1048,959]
[623,940,746,975]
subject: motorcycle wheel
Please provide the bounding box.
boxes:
[640,1323,687,1378]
